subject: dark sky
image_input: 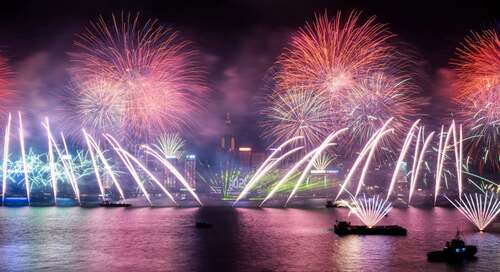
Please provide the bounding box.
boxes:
[0,0,497,155]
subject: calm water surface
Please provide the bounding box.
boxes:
[0,206,499,271]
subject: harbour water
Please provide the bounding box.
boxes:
[0,206,499,271]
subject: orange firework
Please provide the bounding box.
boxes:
[452,29,500,171]
[452,29,499,98]
[69,12,205,141]
[276,10,395,95]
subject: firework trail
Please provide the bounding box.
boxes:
[452,29,500,171]
[69,12,205,141]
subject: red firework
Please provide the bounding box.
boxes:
[452,29,500,171]
[276,10,395,95]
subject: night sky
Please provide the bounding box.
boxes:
[0,0,497,156]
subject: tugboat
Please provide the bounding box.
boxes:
[99,200,132,208]
[333,220,407,236]
[427,231,477,262]
[195,221,212,229]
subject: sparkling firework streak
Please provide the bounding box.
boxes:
[234,136,303,205]
[70,13,205,140]
[276,11,394,94]
[355,119,394,197]
[105,134,179,206]
[336,119,393,200]
[434,121,465,203]
[285,128,347,207]
[1,113,11,204]
[60,133,81,204]
[260,143,335,207]
[452,29,500,171]
[18,112,30,205]
[83,130,125,201]
[261,89,331,149]
[43,119,82,204]
[408,131,435,203]
[347,194,392,228]
[386,119,420,200]
[142,144,203,206]
[435,123,455,203]
[446,192,500,231]
[44,118,58,204]
[242,145,304,205]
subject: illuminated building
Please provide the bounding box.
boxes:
[184,154,197,190]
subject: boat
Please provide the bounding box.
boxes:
[333,220,407,236]
[99,200,132,208]
[195,222,212,229]
[325,200,337,208]
[427,231,477,262]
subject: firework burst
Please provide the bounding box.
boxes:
[273,11,425,158]
[276,11,394,95]
[261,89,331,150]
[69,12,205,141]
[335,73,425,156]
[452,29,500,171]
[65,79,125,140]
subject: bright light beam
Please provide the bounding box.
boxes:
[18,112,30,205]
[234,136,303,205]
[408,132,435,203]
[386,119,420,200]
[1,113,11,205]
[83,130,126,201]
[142,145,203,206]
[259,143,335,207]
[285,128,348,207]
[103,135,152,206]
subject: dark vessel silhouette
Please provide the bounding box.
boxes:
[195,222,212,229]
[427,231,477,262]
[325,200,337,208]
[99,200,131,207]
[333,220,407,236]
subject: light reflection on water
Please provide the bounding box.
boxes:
[0,206,498,271]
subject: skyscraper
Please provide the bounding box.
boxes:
[184,154,197,190]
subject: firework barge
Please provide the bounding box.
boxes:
[333,221,407,236]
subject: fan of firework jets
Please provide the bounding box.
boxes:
[242,11,500,231]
